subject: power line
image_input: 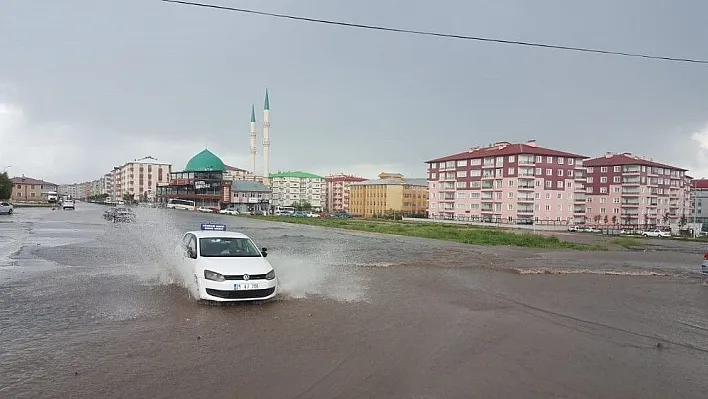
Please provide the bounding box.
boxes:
[161,0,708,65]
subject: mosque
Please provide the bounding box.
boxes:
[156,89,272,211]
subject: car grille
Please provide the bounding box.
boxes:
[206,287,275,299]
[223,273,267,280]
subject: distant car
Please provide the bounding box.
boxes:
[642,229,671,238]
[63,199,76,210]
[219,208,239,216]
[702,253,708,276]
[175,223,277,302]
[0,202,13,215]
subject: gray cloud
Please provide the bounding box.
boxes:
[1,0,707,183]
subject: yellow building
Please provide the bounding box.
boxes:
[349,172,428,217]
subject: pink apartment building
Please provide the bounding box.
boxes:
[584,152,691,226]
[324,174,367,212]
[426,141,589,224]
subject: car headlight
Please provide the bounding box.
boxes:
[204,270,225,282]
[265,269,276,280]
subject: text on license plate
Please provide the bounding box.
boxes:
[234,283,259,290]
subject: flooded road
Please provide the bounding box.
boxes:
[1,205,708,398]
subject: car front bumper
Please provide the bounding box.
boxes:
[701,261,708,276]
[197,278,278,302]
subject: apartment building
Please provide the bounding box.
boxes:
[269,171,325,210]
[110,156,172,201]
[223,165,263,183]
[584,152,691,226]
[11,176,58,202]
[690,178,708,230]
[426,141,589,224]
[324,174,367,212]
[230,181,272,213]
[349,172,428,217]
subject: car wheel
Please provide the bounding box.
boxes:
[8,209,12,214]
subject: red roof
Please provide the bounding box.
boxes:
[584,153,687,171]
[326,174,367,182]
[692,179,708,189]
[11,176,57,186]
[425,141,588,163]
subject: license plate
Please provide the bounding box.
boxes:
[233,283,259,290]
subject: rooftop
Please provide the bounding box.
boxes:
[225,164,248,172]
[184,149,226,172]
[269,171,324,179]
[584,152,688,171]
[352,173,427,187]
[126,156,171,166]
[231,181,271,192]
[425,140,588,163]
[325,173,367,182]
[11,176,57,186]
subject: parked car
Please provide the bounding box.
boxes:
[0,202,13,215]
[642,229,671,238]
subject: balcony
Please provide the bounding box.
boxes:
[622,177,640,185]
[518,183,534,190]
[517,207,534,213]
[621,210,639,216]
[622,166,641,174]
[517,196,534,202]
[573,207,586,214]
[621,199,640,206]
[622,189,640,195]
[482,182,494,189]
[481,206,494,212]
[574,194,586,202]
[481,195,494,201]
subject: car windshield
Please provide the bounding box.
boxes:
[199,237,262,258]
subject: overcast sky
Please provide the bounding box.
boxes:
[1,0,708,184]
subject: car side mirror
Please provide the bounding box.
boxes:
[187,248,197,259]
[261,248,268,257]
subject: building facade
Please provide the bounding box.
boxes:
[223,165,263,183]
[690,178,708,231]
[11,176,58,202]
[349,172,428,217]
[230,181,271,213]
[269,171,325,210]
[426,141,588,224]
[324,174,367,212]
[584,152,691,226]
[156,149,231,208]
[109,156,171,202]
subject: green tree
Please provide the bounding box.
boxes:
[680,214,687,226]
[0,172,12,200]
[611,215,618,225]
[662,212,670,224]
[603,215,609,224]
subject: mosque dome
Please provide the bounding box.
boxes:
[184,149,226,172]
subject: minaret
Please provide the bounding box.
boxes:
[249,104,257,175]
[262,88,271,186]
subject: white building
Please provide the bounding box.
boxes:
[109,156,172,201]
[269,171,325,210]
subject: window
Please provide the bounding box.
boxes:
[557,193,563,199]
[557,170,564,177]
[508,180,515,187]
[545,205,551,211]
[600,197,606,203]
[456,160,468,167]
[508,155,516,162]
[199,237,262,258]
[613,166,621,172]
[508,167,515,175]
[568,170,574,177]
[546,169,552,176]
[587,177,593,183]
[508,192,514,199]
[547,156,553,163]
[545,193,551,200]
[456,171,467,178]
[535,168,542,175]
[558,157,564,164]
[536,156,543,163]
[613,176,620,183]
[508,204,513,210]
[600,207,606,214]
[568,158,574,165]
[600,177,607,183]
[556,181,563,189]
[545,180,552,188]
[600,187,608,193]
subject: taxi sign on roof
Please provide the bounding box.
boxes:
[201,223,227,231]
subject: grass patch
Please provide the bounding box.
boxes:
[611,237,645,249]
[247,216,604,250]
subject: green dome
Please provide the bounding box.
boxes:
[184,149,226,172]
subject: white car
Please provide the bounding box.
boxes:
[219,208,239,216]
[63,199,75,210]
[0,201,13,215]
[702,253,708,276]
[642,229,670,238]
[177,223,277,302]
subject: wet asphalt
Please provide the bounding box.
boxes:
[1,204,708,398]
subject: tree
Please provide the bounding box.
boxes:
[593,215,601,223]
[0,172,12,200]
[603,215,609,224]
[662,212,670,224]
[123,192,133,203]
[680,214,687,226]
[611,215,618,225]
